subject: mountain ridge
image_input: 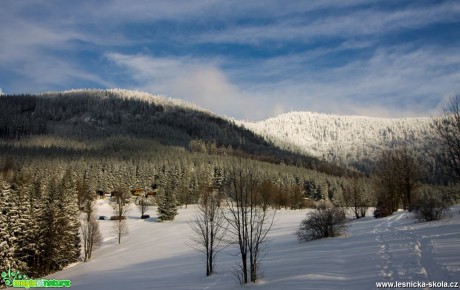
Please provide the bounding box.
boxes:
[1,89,438,175]
[240,110,436,171]
[1,89,343,175]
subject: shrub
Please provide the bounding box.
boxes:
[373,200,392,218]
[412,190,451,222]
[110,215,126,220]
[297,207,348,242]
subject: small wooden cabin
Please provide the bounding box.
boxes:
[130,188,144,196]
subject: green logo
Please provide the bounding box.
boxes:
[1,268,71,288]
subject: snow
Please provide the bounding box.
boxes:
[48,200,460,289]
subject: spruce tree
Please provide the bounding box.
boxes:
[57,170,81,265]
[157,189,178,221]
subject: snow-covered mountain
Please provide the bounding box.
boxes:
[240,112,436,168]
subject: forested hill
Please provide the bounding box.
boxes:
[0,89,342,174]
[241,111,436,172]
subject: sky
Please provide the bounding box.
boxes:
[1,0,459,120]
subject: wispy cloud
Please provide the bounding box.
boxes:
[106,52,264,119]
[234,46,460,118]
[194,1,460,45]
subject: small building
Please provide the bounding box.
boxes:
[130,188,144,196]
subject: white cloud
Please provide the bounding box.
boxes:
[105,44,460,120]
[106,52,267,119]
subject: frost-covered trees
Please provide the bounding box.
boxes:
[41,174,81,273]
[0,168,82,278]
[0,180,27,281]
[242,111,433,171]
[433,95,460,182]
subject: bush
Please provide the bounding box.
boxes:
[110,215,126,220]
[373,200,392,218]
[297,207,348,242]
[412,190,451,222]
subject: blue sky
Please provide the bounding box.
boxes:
[1,0,459,120]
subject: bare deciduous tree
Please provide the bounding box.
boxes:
[81,218,102,262]
[224,160,276,284]
[393,145,420,211]
[433,95,460,182]
[112,188,129,244]
[136,194,152,218]
[374,150,400,214]
[113,218,128,245]
[374,146,420,214]
[344,176,369,219]
[81,200,102,261]
[190,184,227,276]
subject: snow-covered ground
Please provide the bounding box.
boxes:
[49,200,460,289]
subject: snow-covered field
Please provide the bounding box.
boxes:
[49,200,460,289]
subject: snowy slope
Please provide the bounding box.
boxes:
[240,112,435,166]
[49,200,460,290]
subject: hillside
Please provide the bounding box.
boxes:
[241,112,436,171]
[0,89,339,174]
[48,200,460,290]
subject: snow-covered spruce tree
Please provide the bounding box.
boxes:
[157,188,178,221]
[57,170,81,266]
[0,180,28,286]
